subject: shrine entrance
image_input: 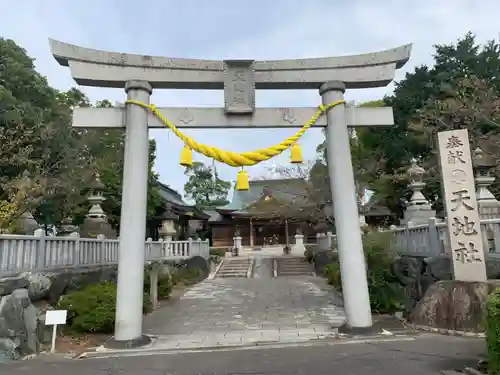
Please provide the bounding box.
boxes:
[49,38,412,347]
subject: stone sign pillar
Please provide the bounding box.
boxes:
[320,81,373,329]
[437,129,487,282]
[113,80,153,345]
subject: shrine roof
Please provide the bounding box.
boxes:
[157,182,190,207]
[156,182,209,219]
[361,194,395,216]
[217,178,310,213]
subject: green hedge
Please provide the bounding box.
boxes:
[486,288,500,375]
[58,267,174,334]
[172,267,203,286]
[322,232,405,314]
[57,281,152,334]
[209,247,227,257]
[58,265,204,334]
[304,247,315,263]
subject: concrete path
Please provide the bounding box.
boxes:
[5,335,486,374]
[141,274,346,350]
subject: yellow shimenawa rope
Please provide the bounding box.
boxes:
[124,100,345,167]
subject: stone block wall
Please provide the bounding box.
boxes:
[0,265,118,361]
[0,256,210,361]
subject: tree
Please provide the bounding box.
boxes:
[0,38,90,231]
[184,162,231,208]
[314,100,384,215]
[0,38,164,232]
[70,100,165,231]
[353,33,500,217]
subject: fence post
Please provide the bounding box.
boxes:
[326,231,333,250]
[149,262,161,309]
[146,237,153,261]
[188,238,193,257]
[0,234,4,275]
[404,222,413,253]
[34,228,46,270]
[69,232,80,265]
[427,218,441,256]
[158,238,164,259]
[97,234,106,265]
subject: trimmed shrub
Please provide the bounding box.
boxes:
[210,247,227,257]
[172,267,203,286]
[157,274,173,299]
[57,281,152,333]
[304,247,315,263]
[324,262,341,286]
[486,288,500,375]
[323,232,405,314]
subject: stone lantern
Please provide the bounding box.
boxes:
[87,173,106,219]
[402,159,436,225]
[13,171,39,234]
[472,147,500,218]
[80,173,117,238]
[59,215,78,236]
[158,203,178,241]
[16,211,39,235]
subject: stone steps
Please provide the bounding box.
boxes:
[276,257,315,276]
[215,258,253,278]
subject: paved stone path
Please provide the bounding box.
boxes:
[142,275,346,350]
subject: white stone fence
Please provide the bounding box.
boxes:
[0,229,210,277]
[386,217,500,259]
[312,218,500,260]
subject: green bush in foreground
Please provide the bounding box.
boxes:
[172,267,203,286]
[323,232,405,314]
[210,247,227,257]
[486,288,500,375]
[57,281,152,334]
[304,248,315,263]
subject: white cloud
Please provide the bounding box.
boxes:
[2,0,500,200]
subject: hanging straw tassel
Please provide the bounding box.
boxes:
[236,169,250,191]
[180,145,193,167]
[290,143,303,164]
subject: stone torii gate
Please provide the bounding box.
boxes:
[49,39,411,347]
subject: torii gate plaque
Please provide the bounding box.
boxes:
[49,39,411,347]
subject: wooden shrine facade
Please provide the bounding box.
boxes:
[208,178,395,248]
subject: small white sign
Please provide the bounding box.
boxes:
[45,310,68,325]
[44,310,68,353]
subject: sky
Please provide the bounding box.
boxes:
[1,0,500,202]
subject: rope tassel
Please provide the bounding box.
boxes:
[180,145,193,167]
[236,169,250,191]
[290,143,303,164]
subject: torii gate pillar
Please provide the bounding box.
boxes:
[320,81,372,329]
[113,80,152,345]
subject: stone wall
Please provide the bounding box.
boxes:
[311,247,500,320]
[0,265,118,360]
[0,256,209,361]
[392,254,500,313]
